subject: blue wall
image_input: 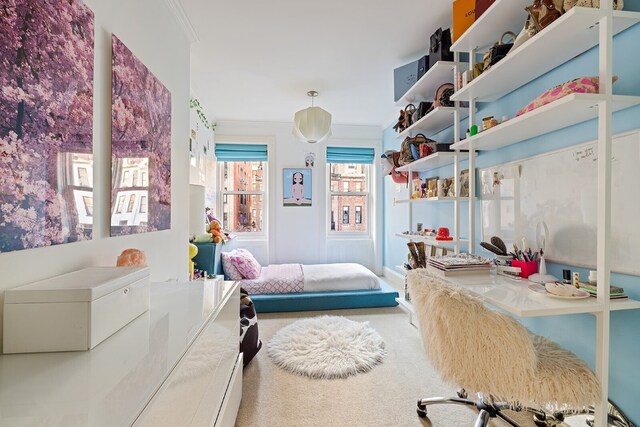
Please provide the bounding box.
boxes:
[383,21,640,423]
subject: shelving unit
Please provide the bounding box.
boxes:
[396,107,469,139]
[394,196,466,204]
[451,7,640,102]
[451,93,640,151]
[396,151,468,172]
[395,233,469,248]
[447,3,640,425]
[395,61,467,106]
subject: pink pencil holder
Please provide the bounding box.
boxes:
[511,260,538,279]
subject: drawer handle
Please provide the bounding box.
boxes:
[123,288,129,295]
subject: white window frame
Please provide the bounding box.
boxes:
[216,140,269,239]
[327,162,371,237]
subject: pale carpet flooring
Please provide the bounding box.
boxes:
[235,307,536,427]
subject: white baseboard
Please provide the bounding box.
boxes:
[382,266,404,290]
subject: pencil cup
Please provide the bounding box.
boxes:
[511,260,539,279]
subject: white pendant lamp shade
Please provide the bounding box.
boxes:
[293,91,332,144]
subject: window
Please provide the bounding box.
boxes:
[83,196,93,216]
[342,206,349,224]
[116,195,125,213]
[139,195,147,213]
[216,143,268,234]
[326,146,373,234]
[77,167,89,186]
[127,194,136,213]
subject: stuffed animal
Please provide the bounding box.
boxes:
[116,248,147,267]
[208,221,224,244]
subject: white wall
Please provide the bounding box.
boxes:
[215,120,383,274]
[0,0,191,348]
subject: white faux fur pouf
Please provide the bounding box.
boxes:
[266,315,386,379]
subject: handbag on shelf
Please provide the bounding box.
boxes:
[483,31,517,70]
[526,0,564,33]
[432,83,455,108]
[403,104,416,130]
[412,101,434,123]
[563,0,623,10]
[428,28,454,68]
[399,134,436,165]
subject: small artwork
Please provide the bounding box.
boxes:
[305,152,315,167]
[111,35,172,236]
[0,0,95,253]
[283,168,312,207]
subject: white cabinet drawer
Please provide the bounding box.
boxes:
[136,283,239,426]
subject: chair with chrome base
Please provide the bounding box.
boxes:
[407,269,604,427]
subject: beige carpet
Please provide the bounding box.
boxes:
[235,307,536,427]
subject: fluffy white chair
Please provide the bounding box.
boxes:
[407,269,601,426]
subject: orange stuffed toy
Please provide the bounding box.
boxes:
[208,221,224,244]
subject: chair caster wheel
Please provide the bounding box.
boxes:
[417,400,426,411]
[417,408,428,418]
[457,389,468,399]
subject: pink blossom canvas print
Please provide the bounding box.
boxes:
[0,0,95,253]
[111,35,171,236]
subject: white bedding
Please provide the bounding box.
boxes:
[302,263,380,292]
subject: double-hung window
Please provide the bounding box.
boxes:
[327,146,374,234]
[216,143,268,234]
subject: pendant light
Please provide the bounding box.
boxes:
[293,91,332,144]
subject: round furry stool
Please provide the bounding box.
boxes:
[266,315,385,379]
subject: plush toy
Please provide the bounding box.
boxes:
[116,248,147,267]
[208,221,224,244]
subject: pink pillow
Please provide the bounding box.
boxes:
[515,76,603,118]
[229,250,262,279]
[221,250,243,280]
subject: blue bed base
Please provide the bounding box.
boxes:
[250,281,399,313]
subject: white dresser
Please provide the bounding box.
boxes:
[0,278,242,427]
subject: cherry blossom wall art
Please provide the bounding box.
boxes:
[111,35,171,236]
[0,0,95,253]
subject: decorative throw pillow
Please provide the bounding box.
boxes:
[230,250,262,279]
[515,76,608,117]
[221,250,243,280]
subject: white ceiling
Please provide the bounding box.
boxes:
[182,0,452,127]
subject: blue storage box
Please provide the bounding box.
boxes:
[394,55,429,102]
[192,243,223,276]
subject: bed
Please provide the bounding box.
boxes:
[216,248,398,313]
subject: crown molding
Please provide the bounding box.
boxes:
[164,0,200,44]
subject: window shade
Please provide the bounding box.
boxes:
[326,146,375,164]
[214,143,268,161]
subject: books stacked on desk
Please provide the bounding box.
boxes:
[427,253,492,277]
[579,282,628,300]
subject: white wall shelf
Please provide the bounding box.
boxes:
[395,233,469,247]
[396,107,469,139]
[451,93,640,151]
[396,151,468,172]
[451,0,529,52]
[451,8,640,103]
[394,196,467,204]
[395,61,467,107]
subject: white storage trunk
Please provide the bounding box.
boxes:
[3,267,150,354]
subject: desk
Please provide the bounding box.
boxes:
[445,272,640,317]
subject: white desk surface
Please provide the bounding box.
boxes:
[0,278,237,427]
[445,272,640,317]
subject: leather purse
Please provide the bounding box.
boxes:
[403,104,416,130]
[399,134,436,165]
[428,28,454,68]
[526,0,564,32]
[412,101,434,123]
[432,83,455,108]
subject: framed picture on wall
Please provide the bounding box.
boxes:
[283,168,312,206]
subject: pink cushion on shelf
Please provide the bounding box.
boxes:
[515,76,603,118]
[221,250,243,280]
[230,250,262,279]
